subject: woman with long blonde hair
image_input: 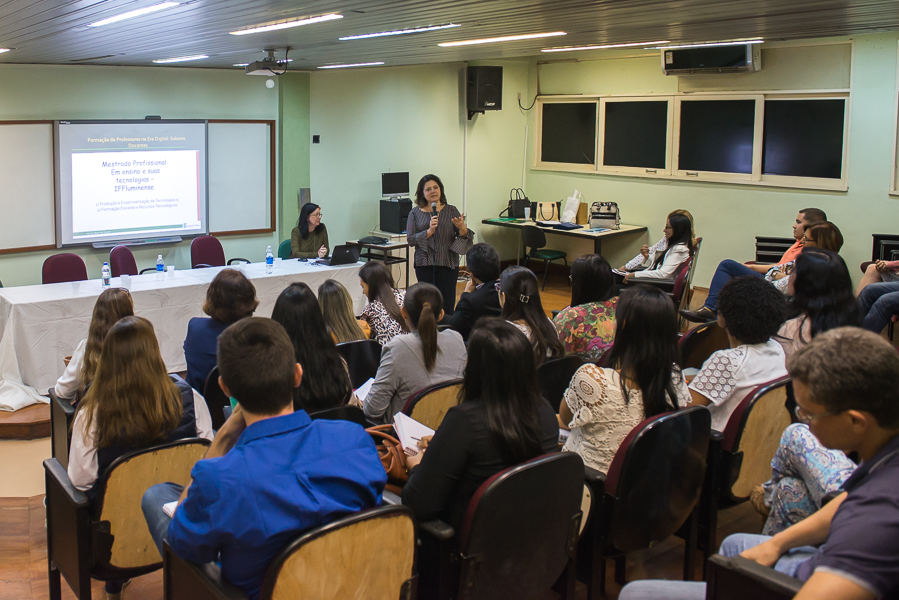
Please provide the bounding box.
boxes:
[55,287,134,402]
[318,279,370,343]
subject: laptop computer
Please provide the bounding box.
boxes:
[315,244,360,266]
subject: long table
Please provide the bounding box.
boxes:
[480,219,647,256]
[0,259,365,410]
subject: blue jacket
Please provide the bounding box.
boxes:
[183,317,229,392]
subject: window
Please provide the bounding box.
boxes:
[600,99,671,175]
[762,99,845,179]
[677,99,758,175]
[539,102,597,167]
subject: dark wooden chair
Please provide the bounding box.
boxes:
[412,452,584,600]
[537,355,586,412]
[401,379,463,430]
[45,438,210,600]
[162,504,417,600]
[190,236,249,269]
[42,253,88,284]
[203,366,230,431]
[678,321,730,370]
[522,226,568,290]
[336,339,382,390]
[49,388,76,470]
[705,554,801,600]
[578,406,711,599]
[308,404,367,428]
[109,245,156,277]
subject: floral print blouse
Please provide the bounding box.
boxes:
[552,298,618,361]
[360,289,406,346]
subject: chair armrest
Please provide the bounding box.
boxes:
[631,278,675,293]
[382,490,403,506]
[584,465,606,495]
[705,555,802,600]
[44,458,92,593]
[139,267,157,274]
[227,258,250,265]
[44,457,88,508]
[419,519,455,541]
[164,541,248,600]
[710,430,724,444]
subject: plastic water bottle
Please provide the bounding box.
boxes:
[265,245,274,274]
[156,255,165,281]
[101,262,111,288]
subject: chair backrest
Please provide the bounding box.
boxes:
[335,339,383,389]
[705,554,802,600]
[670,257,692,304]
[109,245,138,277]
[259,505,417,600]
[678,321,730,369]
[603,406,711,553]
[521,225,547,251]
[308,405,368,428]
[49,389,76,470]
[537,355,586,412]
[676,237,702,313]
[277,239,292,260]
[860,261,873,274]
[457,452,583,600]
[94,439,210,570]
[721,376,792,501]
[42,253,88,284]
[190,235,226,268]
[402,379,463,430]
[203,366,230,431]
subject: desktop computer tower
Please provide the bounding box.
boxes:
[380,199,412,234]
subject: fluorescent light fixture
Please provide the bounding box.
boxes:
[439,31,566,47]
[233,63,249,67]
[88,2,179,27]
[542,40,670,53]
[340,23,460,40]
[0,48,10,54]
[230,13,342,35]
[318,62,385,69]
[153,54,209,63]
[651,39,764,50]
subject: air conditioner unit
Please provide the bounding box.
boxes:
[661,45,761,75]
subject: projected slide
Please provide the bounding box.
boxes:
[56,121,208,247]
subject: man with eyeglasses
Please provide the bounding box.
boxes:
[620,326,899,600]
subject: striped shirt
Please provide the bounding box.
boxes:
[406,204,475,268]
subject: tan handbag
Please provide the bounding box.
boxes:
[366,424,408,494]
[576,203,589,225]
[536,201,560,222]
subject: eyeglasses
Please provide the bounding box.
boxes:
[311,212,322,218]
[793,404,839,424]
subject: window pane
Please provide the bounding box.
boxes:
[678,100,755,174]
[603,101,668,169]
[541,103,596,164]
[762,99,845,179]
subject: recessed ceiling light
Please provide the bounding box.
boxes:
[0,48,11,54]
[230,13,342,35]
[651,39,764,50]
[153,54,209,63]
[233,63,249,67]
[438,32,566,47]
[88,2,179,27]
[318,62,385,69]
[340,23,460,41]
[542,40,670,53]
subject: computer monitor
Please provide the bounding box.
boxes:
[381,172,410,199]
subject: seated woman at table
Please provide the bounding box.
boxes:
[183,269,258,392]
[363,283,467,423]
[552,254,618,361]
[55,287,133,403]
[619,209,695,273]
[560,285,690,474]
[498,266,564,364]
[318,279,370,343]
[290,202,329,259]
[272,282,354,413]
[359,262,409,346]
[621,211,693,283]
[402,318,558,529]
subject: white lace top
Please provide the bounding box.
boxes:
[561,364,691,474]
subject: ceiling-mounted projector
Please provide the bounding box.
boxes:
[246,50,287,76]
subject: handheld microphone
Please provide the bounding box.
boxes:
[431,202,437,219]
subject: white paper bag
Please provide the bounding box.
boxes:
[561,190,582,224]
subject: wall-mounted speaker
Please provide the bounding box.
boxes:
[467,66,503,119]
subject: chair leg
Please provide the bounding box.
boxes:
[614,555,626,585]
[542,259,550,291]
[565,257,570,286]
[683,507,699,581]
[48,559,62,600]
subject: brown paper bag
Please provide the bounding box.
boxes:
[576,203,589,225]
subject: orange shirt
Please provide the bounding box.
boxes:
[778,240,803,265]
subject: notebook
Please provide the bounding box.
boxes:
[393,412,435,455]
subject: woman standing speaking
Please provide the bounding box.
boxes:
[406,174,474,316]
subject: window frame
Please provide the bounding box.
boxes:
[890,41,899,196]
[597,96,674,177]
[534,96,600,173]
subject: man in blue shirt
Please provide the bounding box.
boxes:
[142,317,386,600]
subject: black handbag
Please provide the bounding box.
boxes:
[500,188,532,219]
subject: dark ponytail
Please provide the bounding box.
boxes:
[404,283,443,372]
[360,262,409,334]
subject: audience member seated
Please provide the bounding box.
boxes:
[363,283,467,423]
[498,266,564,364]
[317,279,370,342]
[183,269,258,392]
[553,254,618,361]
[681,207,826,323]
[271,282,354,413]
[620,209,695,275]
[290,202,329,259]
[448,243,502,340]
[765,222,844,295]
[621,211,693,283]
[619,327,899,600]
[688,277,788,431]
[856,253,899,333]
[54,287,133,402]
[402,318,558,529]
[856,258,899,296]
[776,248,861,360]
[560,285,690,474]
[142,318,386,600]
[359,261,409,345]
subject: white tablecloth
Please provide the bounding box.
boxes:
[0,260,366,410]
